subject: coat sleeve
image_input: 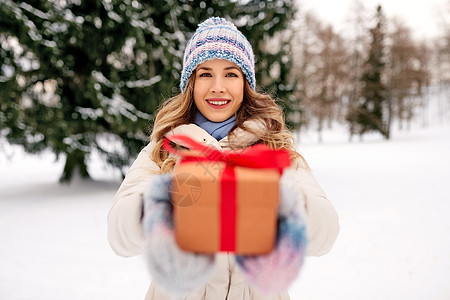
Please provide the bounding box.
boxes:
[289,167,340,256]
[107,141,160,257]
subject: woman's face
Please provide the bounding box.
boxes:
[193,59,244,122]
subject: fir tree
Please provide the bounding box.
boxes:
[0,0,296,182]
[1,0,164,182]
[350,5,389,139]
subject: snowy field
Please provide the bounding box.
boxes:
[1,104,450,299]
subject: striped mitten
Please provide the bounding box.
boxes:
[142,174,216,296]
[234,170,308,295]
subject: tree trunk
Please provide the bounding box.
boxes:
[385,96,392,140]
[317,117,323,143]
[60,150,90,183]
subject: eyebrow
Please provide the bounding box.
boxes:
[225,66,241,71]
[197,66,241,72]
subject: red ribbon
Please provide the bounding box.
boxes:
[164,134,291,251]
[220,165,236,251]
[163,134,291,172]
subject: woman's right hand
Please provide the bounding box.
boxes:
[141,174,216,296]
[142,174,173,234]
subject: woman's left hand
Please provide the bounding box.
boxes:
[234,169,308,295]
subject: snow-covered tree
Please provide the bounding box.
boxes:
[1,0,164,181]
[349,5,389,139]
[0,0,296,182]
[344,0,370,141]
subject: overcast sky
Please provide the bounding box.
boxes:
[300,0,449,40]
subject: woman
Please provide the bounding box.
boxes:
[108,17,339,300]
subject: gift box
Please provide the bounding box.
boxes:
[164,135,291,255]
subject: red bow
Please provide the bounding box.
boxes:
[164,134,291,252]
[163,134,291,173]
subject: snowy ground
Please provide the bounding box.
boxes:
[1,115,450,299]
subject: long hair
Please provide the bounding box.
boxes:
[149,75,196,173]
[150,72,308,173]
[230,81,308,169]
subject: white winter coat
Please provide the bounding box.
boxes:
[107,123,339,300]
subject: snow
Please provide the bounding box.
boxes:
[0,149,148,299]
[18,2,51,21]
[125,76,162,88]
[107,11,124,24]
[1,112,450,299]
[290,124,450,300]
[91,71,154,120]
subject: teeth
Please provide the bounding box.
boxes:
[207,100,228,105]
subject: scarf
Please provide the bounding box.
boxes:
[194,111,236,141]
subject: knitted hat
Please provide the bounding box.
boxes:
[180,17,256,91]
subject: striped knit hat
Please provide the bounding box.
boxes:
[180,17,256,92]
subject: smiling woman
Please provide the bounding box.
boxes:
[107,16,339,300]
[193,59,244,123]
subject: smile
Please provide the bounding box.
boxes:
[206,99,231,107]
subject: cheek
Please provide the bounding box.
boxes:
[235,97,244,110]
[193,83,205,103]
[193,94,204,111]
[231,83,244,103]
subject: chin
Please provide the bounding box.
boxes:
[213,117,229,122]
[206,114,231,123]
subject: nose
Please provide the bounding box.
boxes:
[211,77,226,93]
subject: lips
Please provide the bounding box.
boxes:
[206,98,231,107]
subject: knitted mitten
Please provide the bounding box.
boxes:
[234,170,308,295]
[142,174,216,296]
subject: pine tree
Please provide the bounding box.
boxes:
[345,0,369,141]
[0,0,296,182]
[1,0,165,182]
[351,5,389,139]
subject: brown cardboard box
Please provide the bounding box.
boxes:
[171,160,280,254]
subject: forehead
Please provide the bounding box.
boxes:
[197,59,240,70]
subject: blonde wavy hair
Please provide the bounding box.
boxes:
[150,71,308,173]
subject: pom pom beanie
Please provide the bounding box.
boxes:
[180,17,256,91]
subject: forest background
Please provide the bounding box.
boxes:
[1,0,449,181]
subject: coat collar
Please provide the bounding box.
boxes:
[165,119,266,150]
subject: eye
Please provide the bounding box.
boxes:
[198,72,212,77]
[225,72,239,77]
